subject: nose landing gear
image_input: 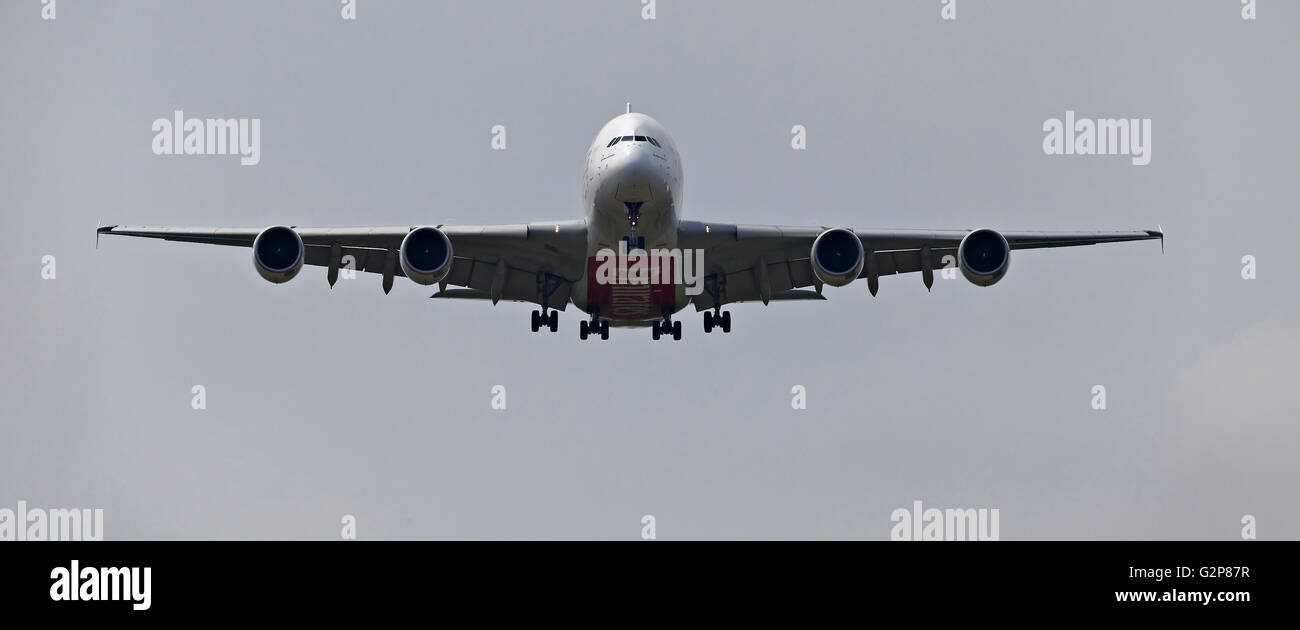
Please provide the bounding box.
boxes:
[624,201,643,229]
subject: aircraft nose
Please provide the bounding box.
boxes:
[611,145,660,203]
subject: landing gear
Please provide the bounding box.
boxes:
[531,308,558,333]
[579,308,609,340]
[624,201,643,230]
[530,272,564,333]
[651,321,680,340]
[622,202,645,259]
[652,307,682,341]
[579,319,610,340]
[703,310,731,333]
[702,273,731,333]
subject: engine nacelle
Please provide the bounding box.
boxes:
[400,226,454,285]
[811,228,865,287]
[253,225,304,283]
[957,228,1011,287]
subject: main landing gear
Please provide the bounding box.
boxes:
[530,308,558,333]
[579,308,610,340]
[652,306,682,341]
[530,272,563,333]
[652,319,682,341]
[701,273,731,334]
[703,310,731,333]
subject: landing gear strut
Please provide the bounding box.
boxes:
[579,307,610,340]
[530,273,563,333]
[625,201,642,230]
[702,273,732,333]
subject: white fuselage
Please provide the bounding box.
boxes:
[570,113,687,324]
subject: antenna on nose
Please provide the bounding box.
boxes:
[626,102,631,114]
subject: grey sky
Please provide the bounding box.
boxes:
[1,0,1296,539]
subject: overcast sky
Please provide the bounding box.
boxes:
[1,0,1296,539]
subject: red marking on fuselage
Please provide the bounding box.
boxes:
[586,255,676,320]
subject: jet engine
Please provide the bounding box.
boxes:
[957,228,1011,287]
[399,226,454,285]
[811,228,865,287]
[252,225,304,283]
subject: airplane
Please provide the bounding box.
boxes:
[98,105,1163,341]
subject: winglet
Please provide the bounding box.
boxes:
[95,222,114,249]
[1144,225,1163,255]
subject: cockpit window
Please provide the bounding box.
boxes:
[608,136,662,148]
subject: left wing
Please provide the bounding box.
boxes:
[677,220,1163,310]
[97,221,588,309]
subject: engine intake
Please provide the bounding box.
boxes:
[811,228,865,287]
[957,228,1010,286]
[252,225,304,283]
[400,226,454,285]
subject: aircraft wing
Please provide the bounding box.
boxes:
[96,221,589,309]
[677,220,1163,310]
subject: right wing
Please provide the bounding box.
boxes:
[97,221,589,309]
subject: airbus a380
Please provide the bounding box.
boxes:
[98,106,1163,341]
